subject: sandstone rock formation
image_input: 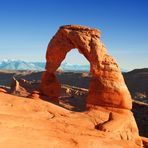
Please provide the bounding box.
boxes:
[0,88,7,93]
[10,77,39,97]
[28,90,41,99]
[39,25,145,147]
[41,25,132,110]
[0,25,146,147]
[0,92,144,147]
[10,77,27,96]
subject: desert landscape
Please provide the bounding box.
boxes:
[0,25,147,148]
[0,0,148,147]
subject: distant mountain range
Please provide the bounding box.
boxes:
[0,60,127,72]
[0,60,45,71]
[60,62,90,72]
[0,60,90,71]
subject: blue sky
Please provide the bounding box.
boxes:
[0,0,148,70]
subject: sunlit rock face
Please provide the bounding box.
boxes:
[41,25,132,110]
[0,25,143,147]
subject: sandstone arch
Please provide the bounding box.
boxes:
[41,25,132,110]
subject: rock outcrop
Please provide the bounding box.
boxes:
[10,77,39,97]
[41,25,132,110]
[0,93,144,147]
[0,88,7,93]
[123,68,148,99]
[39,25,145,147]
[10,77,24,95]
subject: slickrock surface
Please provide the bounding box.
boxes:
[0,93,143,148]
[41,25,132,109]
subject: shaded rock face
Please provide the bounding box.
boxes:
[132,101,148,137]
[123,68,148,99]
[41,25,132,110]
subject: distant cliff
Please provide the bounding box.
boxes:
[123,68,148,100]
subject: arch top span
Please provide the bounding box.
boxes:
[41,25,132,110]
[45,25,104,73]
[60,25,101,38]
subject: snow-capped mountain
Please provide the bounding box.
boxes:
[0,60,127,72]
[60,62,90,72]
[0,60,90,71]
[0,60,45,71]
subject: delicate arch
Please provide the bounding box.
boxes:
[41,25,132,110]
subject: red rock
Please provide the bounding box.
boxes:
[28,90,40,100]
[10,77,40,97]
[10,77,20,93]
[41,25,132,109]
[0,88,7,93]
[0,93,144,147]
[41,72,61,98]
[141,136,148,147]
[10,77,30,97]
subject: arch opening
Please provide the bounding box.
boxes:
[56,48,91,111]
[60,48,90,71]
